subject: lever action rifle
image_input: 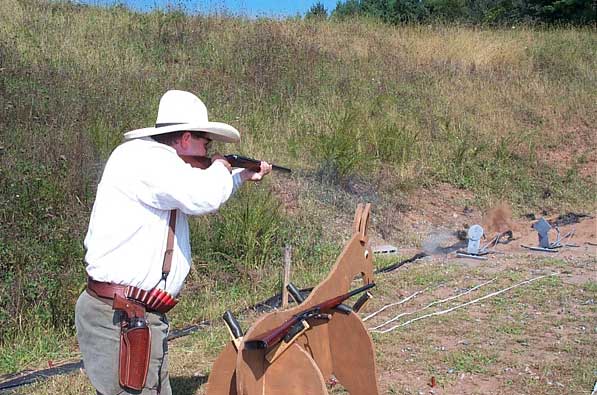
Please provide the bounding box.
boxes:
[244,282,375,350]
[180,154,291,173]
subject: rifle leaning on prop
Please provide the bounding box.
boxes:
[180,154,291,173]
[244,282,375,350]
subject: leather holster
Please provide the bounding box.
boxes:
[114,297,151,391]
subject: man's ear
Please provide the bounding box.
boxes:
[179,131,193,149]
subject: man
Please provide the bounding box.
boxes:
[75,90,272,395]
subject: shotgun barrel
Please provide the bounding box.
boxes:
[225,154,291,173]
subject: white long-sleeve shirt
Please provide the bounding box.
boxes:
[84,137,243,296]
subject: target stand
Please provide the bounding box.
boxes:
[457,225,491,260]
[521,218,578,252]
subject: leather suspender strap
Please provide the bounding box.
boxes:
[161,209,177,281]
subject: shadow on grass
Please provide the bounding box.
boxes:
[170,374,209,395]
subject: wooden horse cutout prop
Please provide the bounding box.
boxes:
[287,202,377,390]
[205,340,239,395]
[205,204,379,395]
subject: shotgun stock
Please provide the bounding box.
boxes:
[286,282,306,304]
[222,310,244,339]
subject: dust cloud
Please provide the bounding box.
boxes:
[483,202,515,235]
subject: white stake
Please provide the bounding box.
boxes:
[282,245,292,309]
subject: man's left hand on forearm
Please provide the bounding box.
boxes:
[241,161,272,182]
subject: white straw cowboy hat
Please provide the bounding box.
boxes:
[124,90,240,143]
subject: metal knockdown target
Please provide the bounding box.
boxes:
[521,218,578,252]
[457,224,491,260]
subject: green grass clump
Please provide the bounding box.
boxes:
[0,327,76,374]
[0,158,87,339]
[445,350,497,374]
[582,281,597,293]
[191,184,287,273]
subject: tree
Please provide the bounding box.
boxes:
[331,0,595,24]
[525,0,595,24]
[332,0,363,19]
[426,0,469,21]
[306,1,329,19]
[333,0,430,23]
[387,0,431,23]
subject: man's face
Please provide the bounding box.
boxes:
[174,131,212,157]
[189,133,212,157]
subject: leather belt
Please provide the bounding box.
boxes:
[87,278,177,314]
[87,278,128,301]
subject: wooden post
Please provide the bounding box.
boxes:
[282,245,292,309]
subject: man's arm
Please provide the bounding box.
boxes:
[134,149,235,215]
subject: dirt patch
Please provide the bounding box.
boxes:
[533,124,597,180]
[270,177,301,214]
[350,188,596,394]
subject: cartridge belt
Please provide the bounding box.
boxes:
[87,278,178,314]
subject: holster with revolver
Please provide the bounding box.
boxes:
[113,294,151,390]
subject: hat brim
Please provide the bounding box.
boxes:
[123,122,240,143]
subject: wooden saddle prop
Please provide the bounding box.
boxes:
[205,204,379,395]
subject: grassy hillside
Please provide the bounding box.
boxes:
[0,0,595,373]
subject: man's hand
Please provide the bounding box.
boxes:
[211,153,232,173]
[241,161,272,182]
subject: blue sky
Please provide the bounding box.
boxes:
[80,0,341,17]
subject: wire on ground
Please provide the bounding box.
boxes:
[370,273,558,334]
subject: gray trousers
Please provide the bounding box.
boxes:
[75,291,172,395]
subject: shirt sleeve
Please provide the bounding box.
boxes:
[231,168,245,194]
[133,150,234,215]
